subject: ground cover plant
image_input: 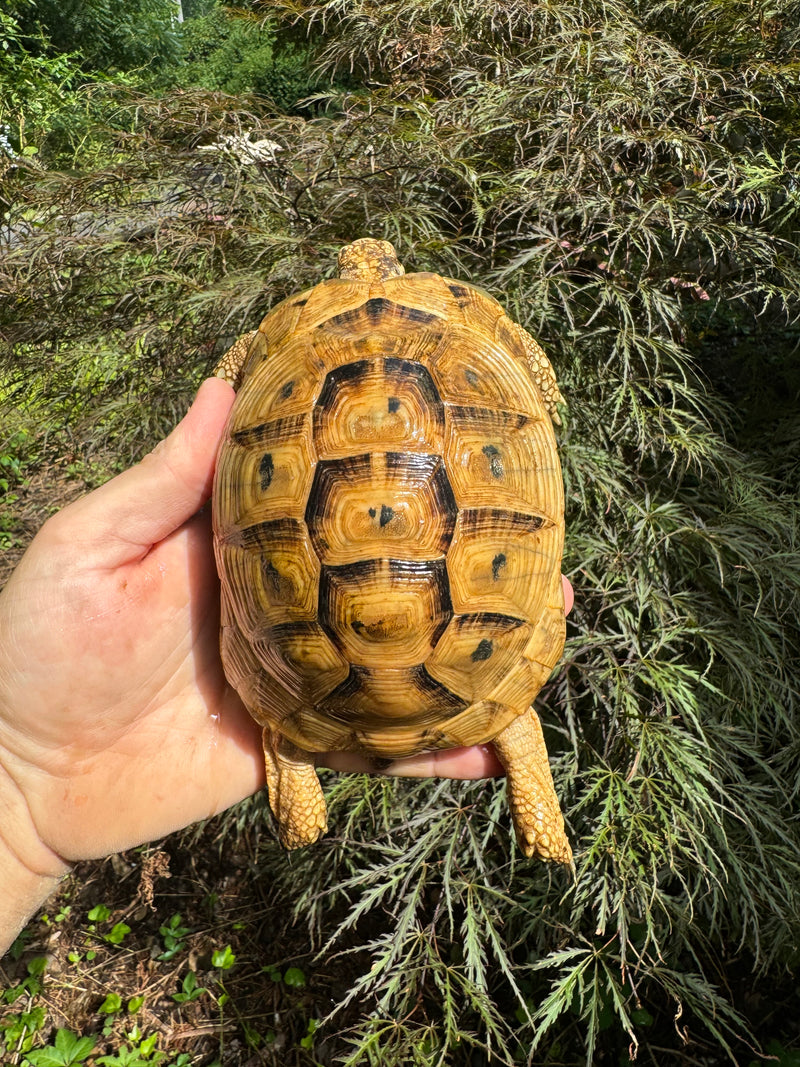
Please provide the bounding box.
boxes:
[2,0,800,1063]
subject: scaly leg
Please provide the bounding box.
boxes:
[262,727,328,849]
[212,329,259,390]
[509,320,565,425]
[492,707,572,865]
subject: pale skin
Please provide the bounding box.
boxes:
[0,377,573,956]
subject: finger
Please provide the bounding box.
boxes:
[386,744,504,778]
[49,377,235,557]
[563,575,574,615]
[318,744,504,779]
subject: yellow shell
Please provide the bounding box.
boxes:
[213,269,565,761]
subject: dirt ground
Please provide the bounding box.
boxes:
[1,814,352,1065]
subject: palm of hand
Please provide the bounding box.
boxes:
[0,380,264,865]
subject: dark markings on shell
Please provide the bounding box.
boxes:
[320,663,467,722]
[315,357,444,413]
[385,450,452,489]
[447,283,470,300]
[259,453,274,490]
[312,358,447,460]
[449,406,533,433]
[305,452,458,559]
[458,508,550,537]
[231,413,307,448]
[218,516,305,550]
[261,559,282,594]
[318,557,453,655]
[491,552,507,580]
[215,282,564,743]
[321,297,440,334]
[315,359,366,390]
[471,638,494,662]
[384,358,443,406]
[482,444,505,479]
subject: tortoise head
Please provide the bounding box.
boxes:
[337,238,405,281]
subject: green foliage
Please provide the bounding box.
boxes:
[0,4,149,169]
[14,0,181,74]
[94,1031,163,1065]
[24,1028,96,1067]
[282,966,307,989]
[1,1003,46,1058]
[157,913,190,960]
[173,5,316,110]
[211,945,236,971]
[750,1040,800,1067]
[171,972,207,1003]
[85,907,131,944]
[87,905,112,923]
[0,6,84,155]
[2,957,47,1004]
[103,923,132,946]
[99,993,123,1015]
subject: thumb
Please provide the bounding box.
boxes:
[52,377,235,558]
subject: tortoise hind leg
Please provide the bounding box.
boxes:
[262,727,328,849]
[492,707,572,865]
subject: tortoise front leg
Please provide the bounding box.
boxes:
[509,320,565,425]
[262,727,328,849]
[492,706,572,865]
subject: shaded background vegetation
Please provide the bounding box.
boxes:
[1,0,799,1064]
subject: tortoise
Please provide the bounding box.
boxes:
[212,238,571,864]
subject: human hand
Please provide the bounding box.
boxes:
[0,378,265,879]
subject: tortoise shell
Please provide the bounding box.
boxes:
[212,240,569,859]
